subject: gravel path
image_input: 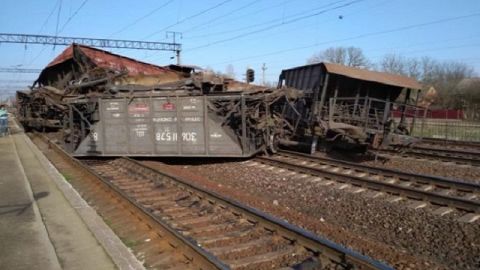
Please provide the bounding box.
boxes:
[140,158,480,270]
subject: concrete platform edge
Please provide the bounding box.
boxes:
[21,134,145,270]
[9,134,63,270]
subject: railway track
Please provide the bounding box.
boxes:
[254,150,480,222]
[419,137,480,150]
[377,146,480,166]
[31,133,392,270]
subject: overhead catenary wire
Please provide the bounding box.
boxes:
[207,11,480,66]
[58,0,89,34]
[54,0,63,38]
[107,0,175,38]
[146,0,356,62]
[256,41,480,74]
[142,0,234,40]
[27,0,62,69]
[184,0,350,40]
[184,0,297,36]
[181,0,261,33]
[38,0,61,34]
[184,0,365,51]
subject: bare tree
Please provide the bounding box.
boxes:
[379,54,475,110]
[307,46,370,68]
[380,54,407,76]
[457,78,480,120]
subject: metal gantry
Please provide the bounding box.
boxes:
[0,33,182,52]
[0,68,42,73]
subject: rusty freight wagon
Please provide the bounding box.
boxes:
[278,62,425,152]
[64,89,292,157]
[18,44,296,157]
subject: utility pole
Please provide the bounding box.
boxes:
[166,31,183,65]
[261,63,267,85]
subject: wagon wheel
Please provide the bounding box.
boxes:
[265,119,283,154]
[268,133,279,154]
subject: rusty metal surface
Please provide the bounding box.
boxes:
[280,62,421,90]
[19,43,300,157]
[46,44,171,76]
[323,62,422,90]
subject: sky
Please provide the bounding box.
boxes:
[1,0,480,98]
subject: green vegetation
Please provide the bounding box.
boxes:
[120,237,138,248]
[61,173,73,182]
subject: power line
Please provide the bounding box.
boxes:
[143,0,234,40]
[185,0,364,51]
[58,0,89,34]
[38,0,61,34]
[108,0,175,38]
[184,0,297,37]
[208,12,480,66]
[329,12,480,45]
[184,0,348,40]
[54,0,63,37]
[265,42,480,72]
[27,46,48,67]
[384,43,480,56]
[28,1,62,69]
[0,33,181,52]
[181,0,261,33]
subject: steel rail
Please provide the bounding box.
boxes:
[278,150,480,193]
[35,132,392,269]
[420,137,480,148]
[377,148,480,166]
[255,155,480,213]
[35,133,229,270]
[412,145,480,156]
[129,157,392,270]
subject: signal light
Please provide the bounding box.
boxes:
[246,68,254,83]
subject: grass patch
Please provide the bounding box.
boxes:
[120,237,138,248]
[61,173,73,182]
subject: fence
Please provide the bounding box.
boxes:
[391,109,480,142]
[411,119,480,142]
[396,110,480,142]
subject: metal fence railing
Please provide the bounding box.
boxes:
[411,120,480,142]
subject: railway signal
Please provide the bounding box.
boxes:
[246,68,255,83]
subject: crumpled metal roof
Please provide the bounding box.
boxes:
[46,44,170,76]
[323,62,422,90]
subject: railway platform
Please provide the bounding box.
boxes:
[0,122,144,270]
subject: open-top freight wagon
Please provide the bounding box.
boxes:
[17,44,297,157]
[63,89,295,157]
[278,62,425,152]
[17,44,426,156]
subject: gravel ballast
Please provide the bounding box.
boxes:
[141,158,479,270]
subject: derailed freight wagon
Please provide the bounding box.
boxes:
[16,88,66,131]
[21,43,296,157]
[65,89,292,157]
[278,62,425,152]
